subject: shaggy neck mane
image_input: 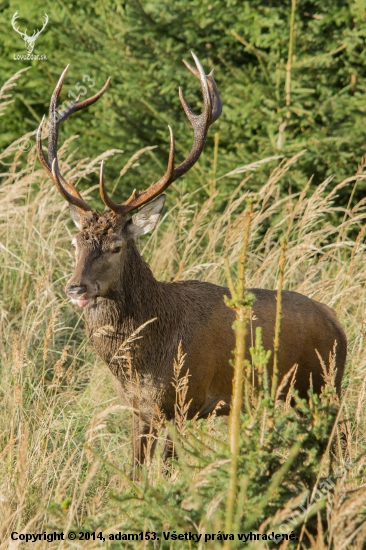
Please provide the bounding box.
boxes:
[84,243,163,365]
[117,243,161,321]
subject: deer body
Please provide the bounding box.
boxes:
[83,241,345,427]
[37,56,347,471]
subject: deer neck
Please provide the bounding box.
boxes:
[117,243,161,321]
[84,243,163,364]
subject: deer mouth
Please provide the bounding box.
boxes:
[71,298,90,308]
[67,284,95,307]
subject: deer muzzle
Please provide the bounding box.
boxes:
[67,284,90,308]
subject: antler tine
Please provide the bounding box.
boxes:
[182,61,222,124]
[172,52,222,180]
[51,160,91,212]
[104,52,221,215]
[100,160,120,212]
[47,65,110,175]
[36,116,51,175]
[55,76,111,125]
[100,126,175,215]
[37,99,85,202]
[37,65,110,209]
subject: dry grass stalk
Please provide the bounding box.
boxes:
[275,363,298,406]
[206,400,226,433]
[51,344,70,386]
[284,365,298,410]
[42,300,61,362]
[172,341,191,436]
[0,68,29,118]
[316,342,339,404]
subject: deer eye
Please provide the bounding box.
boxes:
[71,243,76,251]
[111,246,122,254]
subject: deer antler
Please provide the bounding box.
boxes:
[100,52,222,215]
[38,54,222,217]
[37,65,110,212]
[99,125,175,214]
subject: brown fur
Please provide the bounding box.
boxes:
[66,210,347,470]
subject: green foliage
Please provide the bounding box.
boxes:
[45,334,341,549]
[1,0,366,207]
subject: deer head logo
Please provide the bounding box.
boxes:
[11,11,48,54]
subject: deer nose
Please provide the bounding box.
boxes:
[67,284,87,297]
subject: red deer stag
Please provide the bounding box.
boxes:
[37,55,347,472]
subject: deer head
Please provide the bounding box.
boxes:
[12,11,48,54]
[37,54,222,307]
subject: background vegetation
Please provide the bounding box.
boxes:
[1,1,366,548]
[1,0,366,206]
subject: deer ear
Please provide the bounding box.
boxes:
[126,194,166,239]
[69,205,83,230]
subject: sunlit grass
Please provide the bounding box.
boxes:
[1,74,366,548]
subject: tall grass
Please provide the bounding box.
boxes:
[1,84,366,547]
